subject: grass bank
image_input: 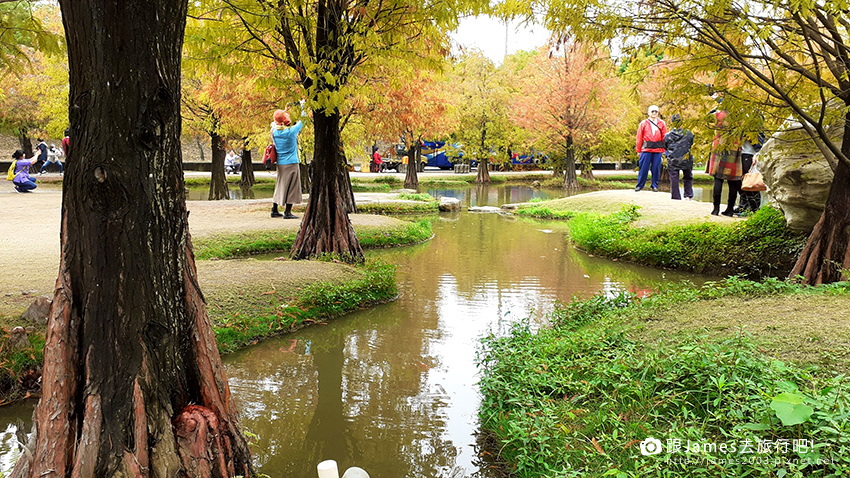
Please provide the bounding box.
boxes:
[210,260,396,354]
[518,204,805,278]
[193,218,432,259]
[478,278,850,477]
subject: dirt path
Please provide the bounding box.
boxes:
[537,189,740,228]
[0,188,407,316]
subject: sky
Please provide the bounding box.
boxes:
[450,15,551,65]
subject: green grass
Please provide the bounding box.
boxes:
[184,176,276,186]
[478,280,850,478]
[351,183,392,192]
[354,219,433,247]
[356,201,439,215]
[566,205,805,278]
[212,261,396,354]
[397,192,436,202]
[515,205,576,220]
[0,333,45,403]
[193,219,433,259]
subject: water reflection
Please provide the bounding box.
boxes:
[224,213,709,477]
[424,184,564,208]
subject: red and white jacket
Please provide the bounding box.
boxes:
[636,118,667,153]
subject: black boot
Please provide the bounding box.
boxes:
[271,203,283,218]
[711,178,723,216]
[283,204,298,219]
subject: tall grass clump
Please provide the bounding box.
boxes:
[568,205,805,278]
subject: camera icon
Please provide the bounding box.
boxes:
[640,437,663,456]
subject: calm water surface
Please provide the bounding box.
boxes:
[0,184,712,477]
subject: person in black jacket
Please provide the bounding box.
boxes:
[663,114,695,200]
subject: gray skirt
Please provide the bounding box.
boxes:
[273,163,302,205]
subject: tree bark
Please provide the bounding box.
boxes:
[404,140,419,189]
[563,136,580,189]
[475,129,491,184]
[196,137,205,162]
[208,131,229,200]
[291,109,364,262]
[12,1,254,477]
[18,128,33,158]
[338,169,356,213]
[580,152,595,180]
[475,157,491,183]
[240,137,255,188]
[789,118,850,284]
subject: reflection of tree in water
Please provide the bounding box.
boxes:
[226,291,454,477]
[239,183,255,200]
[221,211,703,477]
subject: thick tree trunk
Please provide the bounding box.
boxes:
[209,131,229,200]
[789,132,850,284]
[196,137,205,162]
[291,110,364,262]
[580,152,595,180]
[475,157,491,183]
[563,138,579,189]
[475,128,491,184]
[12,2,254,477]
[404,141,419,189]
[18,128,33,158]
[240,138,255,188]
[338,165,356,213]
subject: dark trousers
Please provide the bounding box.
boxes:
[738,154,761,212]
[669,169,693,200]
[636,152,662,190]
[713,177,741,214]
[14,180,37,192]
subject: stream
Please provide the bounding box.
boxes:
[0,184,712,477]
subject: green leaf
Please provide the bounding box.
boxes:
[769,392,814,426]
[740,422,770,431]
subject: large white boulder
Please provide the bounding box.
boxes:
[759,123,838,233]
[438,197,461,212]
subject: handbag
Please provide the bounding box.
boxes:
[741,162,767,192]
[262,144,276,171]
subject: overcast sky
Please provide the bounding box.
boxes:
[450,15,551,65]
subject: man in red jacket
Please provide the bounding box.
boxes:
[634,105,667,192]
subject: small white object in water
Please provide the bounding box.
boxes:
[342,467,371,478]
[317,460,340,478]
[584,275,590,278]
[539,229,553,234]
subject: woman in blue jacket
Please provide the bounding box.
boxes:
[270,107,304,218]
